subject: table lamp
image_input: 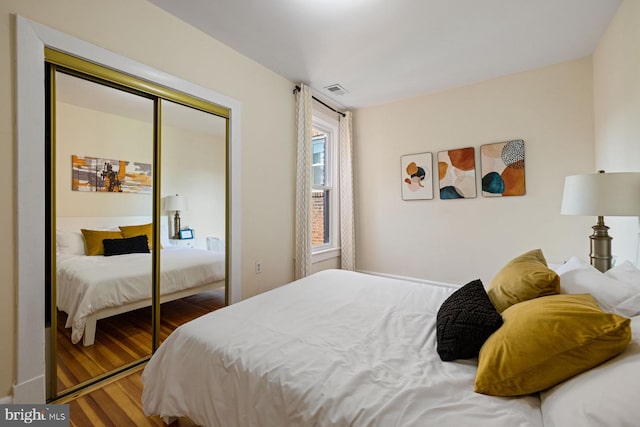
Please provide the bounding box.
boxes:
[164,194,186,239]
[561,170,640,272]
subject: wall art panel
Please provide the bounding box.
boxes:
[401,152,433,200]
[480,140,526,197]
[437,147,476,199]
[71,154,152,193]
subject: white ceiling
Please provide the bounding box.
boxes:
[146,0,621,110]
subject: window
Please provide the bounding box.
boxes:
[312,133,329,246]
[311,111,340,260]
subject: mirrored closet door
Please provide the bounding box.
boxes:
[52,70,155,396]
[158,100,228,345]
[46,50,230,400]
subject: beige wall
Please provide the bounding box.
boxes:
[56,101,227,243]
[593,0,640,264]
[162,124,227,244]
[1,0,295,398]
[353,58,595,285]
[56,102,154,217]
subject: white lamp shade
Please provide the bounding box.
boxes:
[164,194,186,212]
[561,172,640,216]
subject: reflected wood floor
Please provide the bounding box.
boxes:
[57,288,226,391]
[67,366,199,427]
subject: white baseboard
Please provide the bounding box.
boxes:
[0,395,12,404]
[356,269,459,289]
[12,374,45,404]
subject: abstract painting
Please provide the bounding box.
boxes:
[480,140,526,197]
[401,152,433,200]
[71,155,152,193]
[437,147,476,199]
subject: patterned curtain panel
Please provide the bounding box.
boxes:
[295,84,313,279]
[339,112,356,271]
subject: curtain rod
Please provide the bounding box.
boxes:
[293,85,346,117]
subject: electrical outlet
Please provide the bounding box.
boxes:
[255,261,262,274]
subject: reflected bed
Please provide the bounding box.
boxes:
[55,216,225,346]
[57,247,225,346]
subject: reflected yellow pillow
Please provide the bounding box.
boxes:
[119,223,156,250]
[80,229,124,256]
[475,294,631,396]
[487,249,559,312]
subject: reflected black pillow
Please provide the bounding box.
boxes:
[103,235,150,256]
[436,279,503,361]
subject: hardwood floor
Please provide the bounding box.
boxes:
[57,288,226,391]
[65,366,199,426]
[55,289,225,425]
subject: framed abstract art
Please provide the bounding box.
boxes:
[71,154,152,193]
[401,152,433,200]
[480,140,526,197]
[437,147,476,199]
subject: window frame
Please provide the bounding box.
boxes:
[311,109,340,262]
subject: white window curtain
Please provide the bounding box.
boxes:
[295,84,313,279]
[339,112,356,271]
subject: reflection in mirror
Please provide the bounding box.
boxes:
[159,99,227,344]
[52,71,154,395]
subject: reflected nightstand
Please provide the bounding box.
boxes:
[169,239,195,248]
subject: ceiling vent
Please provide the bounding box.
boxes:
[324,84,348,96]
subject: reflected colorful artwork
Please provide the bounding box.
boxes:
[480,140,526,197]
[401,152,433,200]
[437,147,476,199]
[71,155,152,193]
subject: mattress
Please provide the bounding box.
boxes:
[57,247,225,344]
[142,269,543,426]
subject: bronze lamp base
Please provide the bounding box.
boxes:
[589,215,612,273]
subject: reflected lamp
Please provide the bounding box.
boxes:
[164,194,186,239]
[561,171,640,272]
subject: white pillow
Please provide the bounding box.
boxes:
[56,230,86,255]
[605,260,640,290]
[615,294,640,317]
[556,256,640,317]
[97,225,121,231]
[159,221,171,248]
[540,316,640,427]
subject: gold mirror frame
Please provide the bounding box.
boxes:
[46,48,230,400]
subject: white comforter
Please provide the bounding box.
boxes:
[57,247,225,344]
[142,269,542,427]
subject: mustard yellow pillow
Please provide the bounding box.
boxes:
[119,223,157,250]
[80,229,124,256]
[475,294,631,396]
[487,249,559,312]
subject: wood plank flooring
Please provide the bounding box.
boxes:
[56,288,225,426]
[66,366,199,426]
[57,288,226,391]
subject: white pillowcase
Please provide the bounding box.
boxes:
[556,256,640,317]
[540,316,640,427]
[605,260,640,290]
[611,261,640,316]
[56,226,120,256]
[56,230,86,255]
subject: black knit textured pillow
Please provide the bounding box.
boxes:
[436,279,503,361]
[103,235,150,256]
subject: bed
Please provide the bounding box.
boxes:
[56,216,226,346]
[141,252,640,427]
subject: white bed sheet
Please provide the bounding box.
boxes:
[142,269,543,427]
[57,247,225,344]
